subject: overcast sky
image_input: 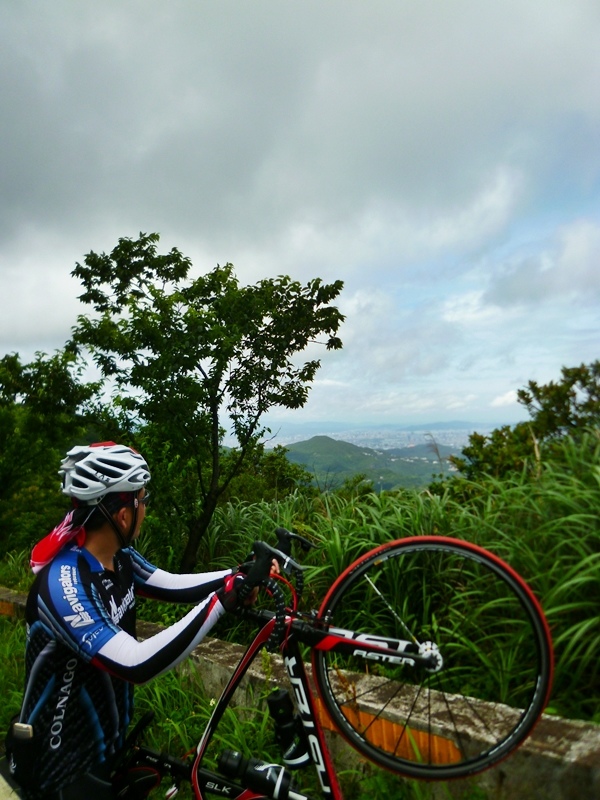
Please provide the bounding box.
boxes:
[1,1,599,437]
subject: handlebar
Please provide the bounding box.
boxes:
[236,528,315,651]
[273,527,314,558]
[235,542,277,603]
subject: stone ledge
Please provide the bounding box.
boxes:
[0,588,27,620]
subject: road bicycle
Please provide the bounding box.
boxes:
[116,529,554,799]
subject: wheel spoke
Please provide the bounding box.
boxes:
[313,537,553,780]
[363,573,420,645]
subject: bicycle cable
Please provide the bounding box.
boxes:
[264,577,287,652]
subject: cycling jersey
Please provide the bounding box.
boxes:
[19,543,232,797]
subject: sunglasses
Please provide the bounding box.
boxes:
[131,491,150,509]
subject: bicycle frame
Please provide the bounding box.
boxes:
[129,605,437,800]
[193,614,341,800]
[123,533,553,793]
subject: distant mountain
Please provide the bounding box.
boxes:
[284,435,459,490]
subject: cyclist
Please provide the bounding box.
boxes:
[7,442,256,800]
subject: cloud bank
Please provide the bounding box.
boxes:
[1,0,599,429]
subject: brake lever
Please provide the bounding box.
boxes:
[263,541,309,576]
[274,527,315,556]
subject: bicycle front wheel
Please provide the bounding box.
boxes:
[312,536,553,780]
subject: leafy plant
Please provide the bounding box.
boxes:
[0,617,27,741]
[0,550,32,593]
[446,361,600,484]
[70,232,344,571]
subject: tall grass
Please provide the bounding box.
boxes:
[0,616,27,739]
[442,432,600,720]
[0,549,32,593]
[193,432,599,722]
[1,432,598,723]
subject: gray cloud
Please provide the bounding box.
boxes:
[3,1,599,243]
[1,0,599,424]
[483,219,600,308]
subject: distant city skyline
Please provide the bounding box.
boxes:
[249,418,503,451]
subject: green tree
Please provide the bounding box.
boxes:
[220,444,315,505]
[71,233,344,570]
[448,361,600,484]
[0,350,101,549]
[517,361,600,437]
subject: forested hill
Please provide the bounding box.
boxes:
[284,435,459,490]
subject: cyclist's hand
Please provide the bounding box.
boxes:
[238,557,280,576]
[245,559,279,604]
[219,558,280,612]
[269,558,281,576]
[217,573,248,612]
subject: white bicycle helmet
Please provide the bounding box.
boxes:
[60,442,151,504]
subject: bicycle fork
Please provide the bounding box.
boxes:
[282,637,343,800]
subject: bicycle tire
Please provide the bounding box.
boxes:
[312,536,553,780]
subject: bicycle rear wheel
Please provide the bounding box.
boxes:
[312,536,553,780]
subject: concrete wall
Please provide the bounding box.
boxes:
[2,588,599,799]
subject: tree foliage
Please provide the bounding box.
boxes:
[0,350,101,549]
[219,445,314,506]
[448,361,600,484]
[517,361,600,437]
[70,233,344,569]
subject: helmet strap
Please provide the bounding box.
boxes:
[128,501,139,545]
[97,502,129,551]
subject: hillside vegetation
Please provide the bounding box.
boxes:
[284,435,458,489]
[1,429,598,725]
[192,430,599,724]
